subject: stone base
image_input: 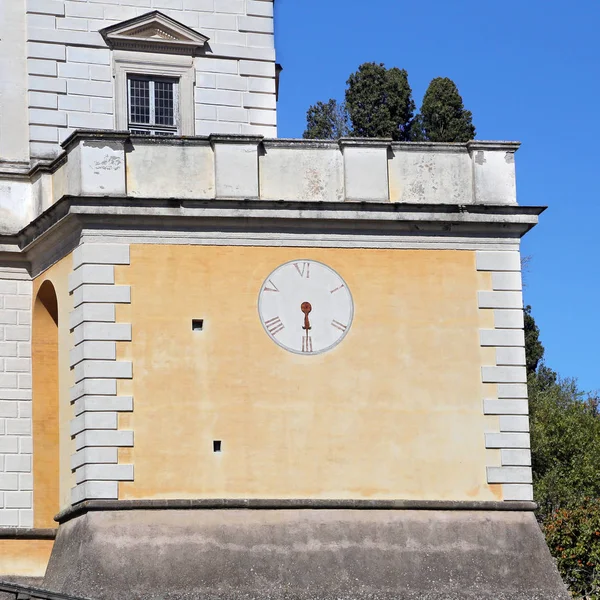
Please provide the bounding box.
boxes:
[43,506,569,600]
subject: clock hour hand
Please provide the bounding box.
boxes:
[301,301,312,331]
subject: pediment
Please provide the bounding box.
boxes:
[100,11,209,54]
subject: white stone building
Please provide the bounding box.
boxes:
[0,0,277,171]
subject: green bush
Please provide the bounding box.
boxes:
[542,499,600,599]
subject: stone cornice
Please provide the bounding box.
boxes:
[17,197,546,251]
[60,129,132,153]
[55,498,538,524]
[0,527,56,539]
[467,140,521,152]
[6,197,545,276]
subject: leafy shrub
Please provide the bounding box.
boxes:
[543,499,600,598]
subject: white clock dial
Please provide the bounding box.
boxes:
[258,260,354,355]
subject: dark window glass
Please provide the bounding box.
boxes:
[129,78,150,124]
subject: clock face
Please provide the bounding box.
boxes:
[258,260,354,355]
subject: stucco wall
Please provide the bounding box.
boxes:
[0,538,54,577]
[117,245,501,502]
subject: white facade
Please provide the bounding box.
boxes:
[0,0,277,165]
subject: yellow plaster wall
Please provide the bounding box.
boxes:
[33,255,74,513]
[32,282,59,528]
[0,539,54,577]
[118,245,500,502]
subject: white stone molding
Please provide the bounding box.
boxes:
[100,11,209,55]
[113,50,196,136]
[0,268,33,527]
[69,243,133,505]
[477,250,533,502]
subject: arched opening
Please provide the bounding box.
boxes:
[32,280,59,528]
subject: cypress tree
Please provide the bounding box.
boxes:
[417,77,475,142]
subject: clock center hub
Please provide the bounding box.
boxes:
[301,302,312,331]
[301,301,312,315]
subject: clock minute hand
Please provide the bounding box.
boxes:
[301,301,312,331]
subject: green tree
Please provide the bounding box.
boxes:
[345,63,415,140]
[526,306,600,598]
[415,77,475,142]
[524,305,545,376]
[303,67,477,142]
[530,373,600,516]
[303,99,349,140]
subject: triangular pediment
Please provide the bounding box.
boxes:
[100,11,209,54]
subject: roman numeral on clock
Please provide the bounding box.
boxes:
[302,336,313,353]
[331,320,347,332]
[263,279,279,292]
[294,262,310,278]
[265,316,285,336]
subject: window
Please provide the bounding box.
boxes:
[114,53,195,136]
[127,75,179,136]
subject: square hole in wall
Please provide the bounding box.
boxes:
[192,319,204,331]
[213,440,222,453]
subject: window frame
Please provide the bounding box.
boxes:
[127,75,180,136]
[113,51,195,136]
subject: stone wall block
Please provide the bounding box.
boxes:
[71,447,119,470]
[340,139,390,202]
[502,484,534,501]
[78,140,127,196]
[72,285,131,308]
[501,449,532,466]
[74,430,134,451]
[68,265,115,293]
[485,432,530,449]
[70,412,118,436]
[75,464,133,484]
[73,360,132,383]
[71,481,118,504]
[211,134,262,199]
[483,399,528,416]
[487,466,533,484]
[73,244,130,269]
[499,415,530,432]
[73,395,133,416]
[476,251,521,272]
[469,142,519,205]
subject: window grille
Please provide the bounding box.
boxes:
[127,75,179,136]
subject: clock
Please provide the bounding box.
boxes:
[258,260,354,355]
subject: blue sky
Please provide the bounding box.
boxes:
[273,0,600,393]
